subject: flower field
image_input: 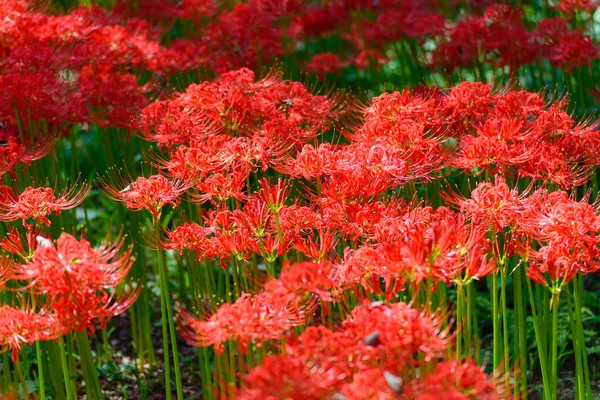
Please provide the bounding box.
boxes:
[0,0,599,399]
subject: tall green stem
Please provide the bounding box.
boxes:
[155,218,184,400]
[58,337,75,400]
[36,341,46,400]
[573,276,593,400]
[550,289,560,400]
[527,279,552,400]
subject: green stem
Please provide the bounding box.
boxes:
[36,341,46,400]
[491,271,501,369]
[513,265,527,398]
[76,331,103,399]
[527,279,552,400]
[15,357,29,400]
[155,219,184,400]
[574,276,593,400]
[551,289,560,400]
[456,283,465,360]
[500,264,509,374]
[58,337,75,400]
[566,289,584,400]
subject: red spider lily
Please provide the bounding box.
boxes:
[247,231,292,262]
[79,65,150,130]
[235,197,273,238]
[535,18,598,72]
[555,0,599,15]
[201,4,284,73]
[189,168,249,205]
[353,89,446,143]
[124,0,217,27]
[341,301,452,367]
[239,301,458,399]
[453,118,540,173]
[339,207,494,290]
[99,171,193,218]
[306,53,348,78]
[518,190,600,286]
[255,178,290,214]
[414,360,508,399]
[18,232,139,334]
[339,368,402,400]
[293,227,339,262]
[443,82,496,129]
[0,60,86,134]
[444,176,529,230]
[264,260,339,302]
[138,100,219,149]
[0,134,57,179]
[333,245,407,300]
[165,221,213,259]
[432,5,537,72]
[0,306,59,362]
[178,291,315,354]
[0,183,90,227]
[0,227,49,262]
[239,355,337,400]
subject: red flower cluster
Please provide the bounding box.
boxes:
[0,233,137,361]
[140,68,342,204]
[238,301,506,399]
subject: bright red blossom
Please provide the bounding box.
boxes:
[100,173,192,217]
[19,233,139,334]
[0,184,90,227]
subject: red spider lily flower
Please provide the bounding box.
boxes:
[0,227,49,262]
[445,176,529,230]
[239,355,336,400]
[201,4,284,73]
[138,100,219,149]
[333,245,407,300]
[79,65,150,130]
[555,0,599,15]
[236,196,274,238]
[264,260,339,302]
[99,171,193,218]
[256,178,290,214]
[453,118,540,173]
[0,183,90,227]
[178,291,315,354]
[341,301,452,367]
[0,306,59,362]
[247,231,292,262]
[190,168,248,204]
[164,221,212,258]
[518,190,600,287]
[257,0,306,16]
[293,227,339,262]
[347,207,494,288]
[443,82,495,128]
[535,19,598,72]
[338,368,401,400]
[19,232,139,334]
[306,53,349,79]
[526,241,590,288]
[0,134,56,179]
[553,32,598,73]
[415,360,509,399]
[240,301,456,399]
